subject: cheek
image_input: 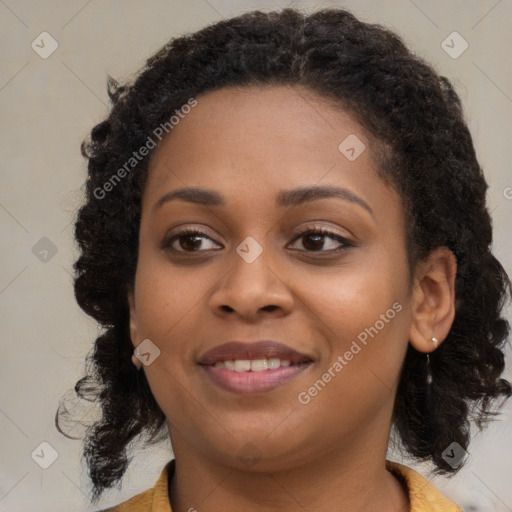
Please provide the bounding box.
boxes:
[132,258,206,412]
[298,283,410,431]
[133,251,205,339]
[309,255,409,338]
[306,252,411,388]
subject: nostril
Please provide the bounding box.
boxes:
[219,304,278,313]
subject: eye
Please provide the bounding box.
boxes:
[289,227,353,253]
[162,226,353,255]
[162,228,222,253]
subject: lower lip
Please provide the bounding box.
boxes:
[200,363,312,394]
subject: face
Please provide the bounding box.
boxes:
[128,85,415,471]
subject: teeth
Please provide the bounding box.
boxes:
[268,357,280,369]
[234,360,251,372]
[251,359,268,371]
[213,358,295,371]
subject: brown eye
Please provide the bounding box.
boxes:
[177,234,204,252]
[162,229,222,253]
[290,228,352,252]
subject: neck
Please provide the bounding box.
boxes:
[168,429,409,512]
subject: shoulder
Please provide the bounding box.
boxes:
[96,460,174,512]
[386,460,463,512]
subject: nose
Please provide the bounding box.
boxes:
[209,245,294,321]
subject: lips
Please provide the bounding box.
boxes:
[197,340,314,394]
[197,340,313,366]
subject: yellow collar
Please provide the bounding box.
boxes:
[101,459,462,511]
[386,460,463,511]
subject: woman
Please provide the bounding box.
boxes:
[63,7,511,512]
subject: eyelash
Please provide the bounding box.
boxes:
[293,226,354,252]
[162,226,353,255]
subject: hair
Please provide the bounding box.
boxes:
[59,7,511,505]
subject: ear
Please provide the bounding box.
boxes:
[128,287,142,369]
[409,247,457,353]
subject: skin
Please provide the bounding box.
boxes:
[128,85,457,512]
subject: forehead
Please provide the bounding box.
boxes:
[145,85,383,196]
[141,84,406,249]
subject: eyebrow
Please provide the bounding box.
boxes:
[153,185,374,216]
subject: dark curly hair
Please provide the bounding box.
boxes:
[59,6,511,505]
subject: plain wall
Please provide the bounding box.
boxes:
[1,1,511,510]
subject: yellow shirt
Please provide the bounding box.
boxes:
[99,459,462,511]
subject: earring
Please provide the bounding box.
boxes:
[426,337,439,385]
[132,348,142,370]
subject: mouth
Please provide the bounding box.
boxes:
[197,340,314,394]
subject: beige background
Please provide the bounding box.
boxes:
[1,1,511,510]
